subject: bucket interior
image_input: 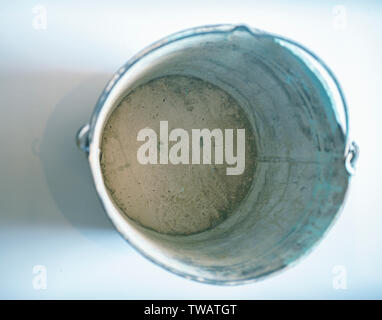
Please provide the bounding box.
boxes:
[93,26,349,283]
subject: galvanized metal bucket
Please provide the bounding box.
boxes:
[77,24,358,284]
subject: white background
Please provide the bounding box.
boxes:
[0,0,381,299]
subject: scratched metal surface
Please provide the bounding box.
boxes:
[0,0,381,298]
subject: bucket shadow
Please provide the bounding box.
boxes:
[39,72,115,232]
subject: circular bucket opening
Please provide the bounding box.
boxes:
[87,25,350,284]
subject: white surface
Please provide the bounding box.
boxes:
[0,0,381,299]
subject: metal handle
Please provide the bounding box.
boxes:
[345,141,359,176]
[76,123,90,154]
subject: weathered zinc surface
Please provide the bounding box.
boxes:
[97,27,349,283]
